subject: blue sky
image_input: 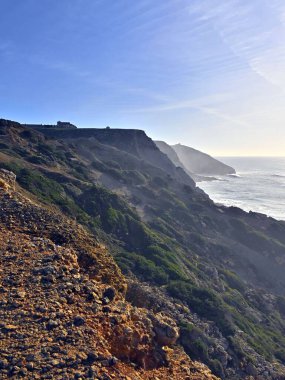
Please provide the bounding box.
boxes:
[1,0,285,155]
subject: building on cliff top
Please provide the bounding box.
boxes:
[22,121,77,129]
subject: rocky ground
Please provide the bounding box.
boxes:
[0,170,218,380]
[126,281,285,380]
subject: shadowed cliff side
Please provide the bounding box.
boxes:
[26,125,196,188]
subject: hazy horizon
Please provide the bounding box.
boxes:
[1,0,285,156]
[3,118,285,157]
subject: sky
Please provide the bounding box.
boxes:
[0,0,285,156]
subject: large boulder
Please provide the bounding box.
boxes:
[149,312,180,347]
[0,169,16,191]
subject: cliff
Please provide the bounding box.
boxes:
[1,119,285,379]
[30,127,196,189]
[155,140,187,170]
[172,143,235,176]
[155,140,213,182]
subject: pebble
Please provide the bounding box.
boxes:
[73,316,86,327]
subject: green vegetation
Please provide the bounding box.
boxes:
[220,269,246,292]
[0,162,90,224]
[168,281,235,336]
[116,251,169,284]
[92,159,147,185]
[179,322,225,378]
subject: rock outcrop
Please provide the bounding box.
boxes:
[0,169,16,190]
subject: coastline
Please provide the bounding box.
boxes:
[197,157,285,221]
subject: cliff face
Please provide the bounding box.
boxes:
[155,140,212,182]
[155,140,187,170]
[27,126,196,188]
[172,143,235,176]
[1,119,285,379]
[0,169,218,380]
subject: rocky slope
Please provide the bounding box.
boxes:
[1,119,285,379]
[172,143,235,176]
[0,169,218,380]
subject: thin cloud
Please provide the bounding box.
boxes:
[123,93,232,113]
[195,0,285,91]
[197,106,252,129]
[123,92,252,129]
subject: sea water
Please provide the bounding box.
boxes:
[197,157,285,221]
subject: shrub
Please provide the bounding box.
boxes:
[209,359,225,378]
[167,281,235,335]
[116,251,169,285]
[275,349,285,364]
[179,322,225,378]
[221,269,246,292]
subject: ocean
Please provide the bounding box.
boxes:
[197,157,285,221]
